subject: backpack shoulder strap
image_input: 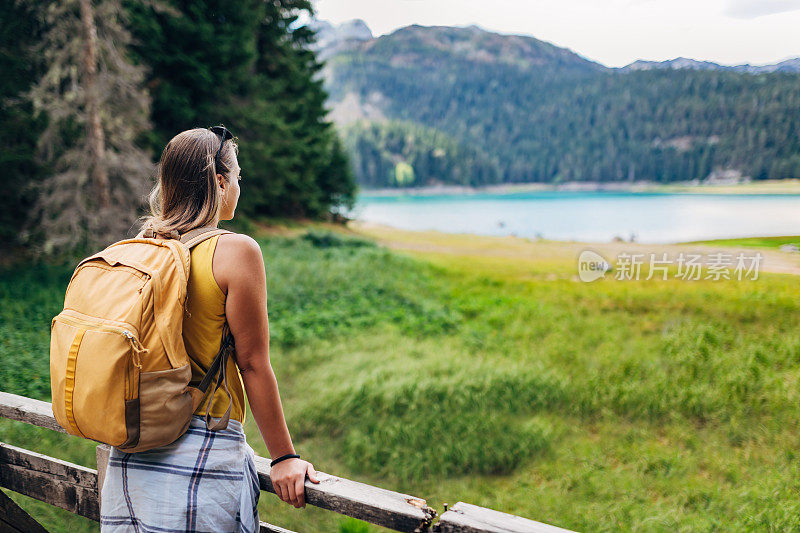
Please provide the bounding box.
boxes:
[194,322,235,431]
[134,226,234,249]
[181,227,235,249]
[181,226,236,431]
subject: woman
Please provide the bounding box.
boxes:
[99,127,319,532]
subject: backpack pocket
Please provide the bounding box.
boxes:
[120,364,204,453]
[50,310,147,447]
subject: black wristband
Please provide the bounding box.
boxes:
[270,453,300,467]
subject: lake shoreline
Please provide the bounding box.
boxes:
[348,220,800,276]
[352,187,800,243]
[359,178,800,197]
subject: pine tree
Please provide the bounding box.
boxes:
[0,0,46,251]
[126,0,356,219]
[26,0,153,255]
[244,0,356,217]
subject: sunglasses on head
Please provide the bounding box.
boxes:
[209,125,233,171]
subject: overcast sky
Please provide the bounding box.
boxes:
[309,0,800,68]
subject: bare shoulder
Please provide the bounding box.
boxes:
[215,232,261,256]
[212,233,264,295]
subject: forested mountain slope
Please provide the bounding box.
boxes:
[319,23,800,187]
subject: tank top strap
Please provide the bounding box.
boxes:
[190,234,226,299]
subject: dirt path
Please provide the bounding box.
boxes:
[348,221,800,277]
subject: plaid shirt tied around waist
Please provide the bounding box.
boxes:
[100,415,260,533]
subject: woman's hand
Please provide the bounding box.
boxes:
[270,458,320,508]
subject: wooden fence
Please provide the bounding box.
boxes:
[0,391,574,532]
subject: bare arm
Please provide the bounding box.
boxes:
[214,233,319,508]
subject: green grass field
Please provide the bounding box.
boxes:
[2,226,800,531]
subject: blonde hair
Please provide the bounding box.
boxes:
[139,128,238,238]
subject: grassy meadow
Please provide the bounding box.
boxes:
[2,221,800,531]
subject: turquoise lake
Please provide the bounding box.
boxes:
[352,191,800,243]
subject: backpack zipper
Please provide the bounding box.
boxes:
[53,313,148,368]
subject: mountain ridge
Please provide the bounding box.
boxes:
[622,56,800,73]
[311,18,800,73]
[314,19,800,188]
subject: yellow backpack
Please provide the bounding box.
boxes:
[50,225,235,452]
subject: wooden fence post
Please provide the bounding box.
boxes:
[95,444,110,510]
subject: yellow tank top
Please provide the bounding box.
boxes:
[183,234,246,424]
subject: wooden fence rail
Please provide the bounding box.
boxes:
[0,391,573,532]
